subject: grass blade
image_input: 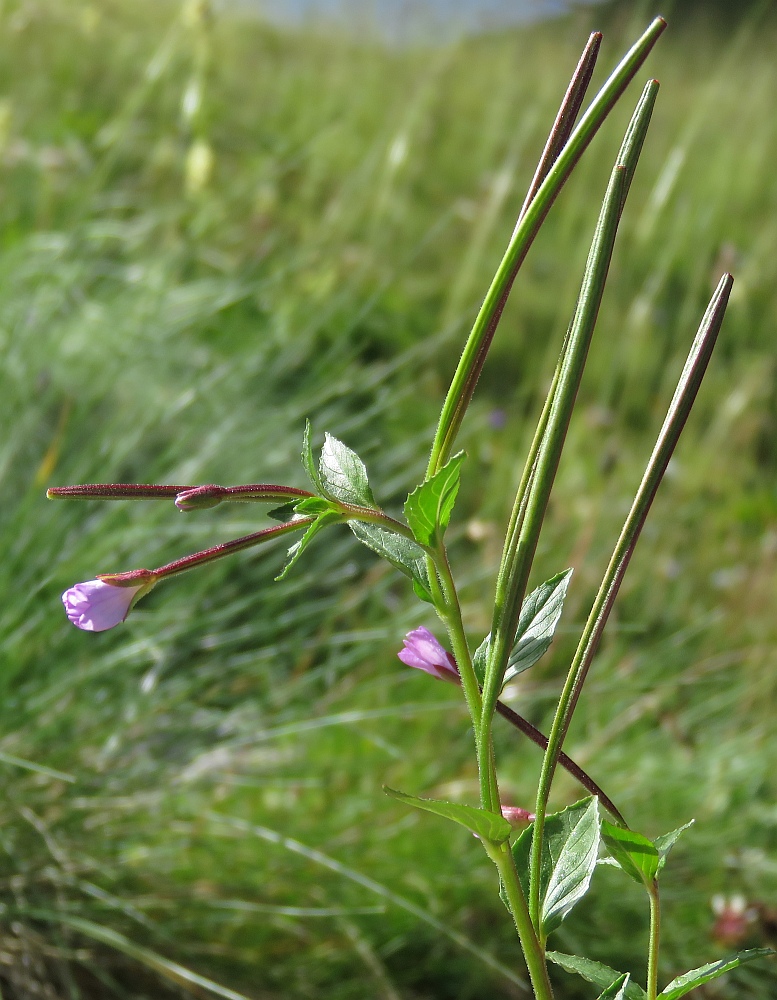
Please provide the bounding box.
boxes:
[205,811,527,990]
[18,910,252,1000]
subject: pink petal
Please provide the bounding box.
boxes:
[398,626,459,681]
[62,579,142,632]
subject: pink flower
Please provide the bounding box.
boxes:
[397,627,459,683]
[62,579,149,632]
[501,806,535,828]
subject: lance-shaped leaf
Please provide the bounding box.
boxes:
[513,797,600,938]
[404,452,465,547]
[349,522,432,602]
[547,953,647,1000]
[502,569,573,688]
[598,974,632,1000]
[658,949,774,999]
[319,432,376,508]
[276,511,341,580]
[654,820,694,875]
[601,821,659,889]
[383,786,512,844]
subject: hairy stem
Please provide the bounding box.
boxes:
[486,841,554,1000]
[648,882,661,1000]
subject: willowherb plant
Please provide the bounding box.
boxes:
[49,18,774,1000]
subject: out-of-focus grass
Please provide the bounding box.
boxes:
[0,0,776,997]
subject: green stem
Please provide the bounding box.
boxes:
[429,542,500,810]
[486,841,554,1000]
[647,882,661,1000]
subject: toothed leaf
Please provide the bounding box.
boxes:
[404,452,465,546]
[319,432,376,508]
[302,420,322,491]
[654,820,694,874]
[267,500,302,522]
[597,974,632,1000]
[276,511,341,580]
[294,497,336,515]
[473,634,490,685]
[349,522,432,602]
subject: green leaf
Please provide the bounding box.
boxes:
[412,578,434,605]
[294,496,336,515]
[601,821,659,888]
[513,797,600,938]
[349,521,432,602]
[267,494,339,524]
[654,820,694,874]
[659,949,774,999]
[384,786,512,844]
[319,432,376,508]
[275,511,341,580]
[302,420,322,491]
[267,500,302,522]
[597,974,632,1000]
[404,452,465,546]
[502,570,573,687]
[473,635,490,686]
[547,953,647,1000]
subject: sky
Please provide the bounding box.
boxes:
[225,0,608,42]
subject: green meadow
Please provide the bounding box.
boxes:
[0,0,776,996]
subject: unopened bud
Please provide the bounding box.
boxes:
[175,485,225,511]
[501,806,535,829]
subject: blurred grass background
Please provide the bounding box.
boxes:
[1,0,776,996]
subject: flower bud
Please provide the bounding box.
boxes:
[501,806,535,829]
[175,485,225,511]
[62,571,157,632]
[397,627,460,683]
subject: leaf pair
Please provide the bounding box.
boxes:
[548,949,774,1000]
[552,817,774,998]
[274,423,381,578]
[292,426,466,599]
